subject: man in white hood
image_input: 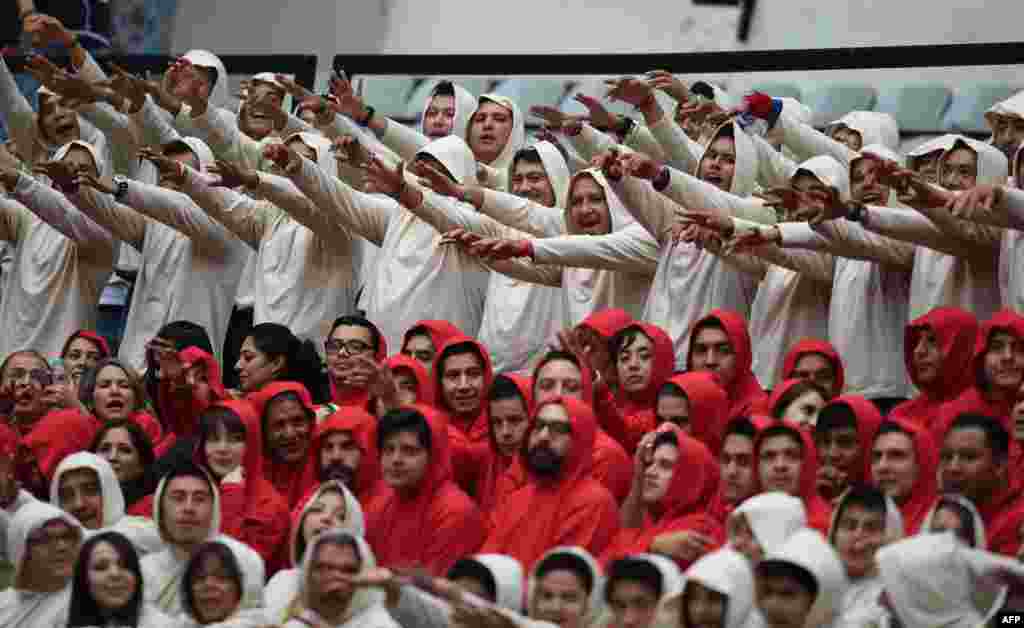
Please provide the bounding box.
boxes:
[986,89,1024,163]
[0,501,83,628]
[284,530,400,628]
[667,548,755,628]
[602,554,683,628]
[727,492,807,565]
[49,452,161,554]
[0,139,116,360]
[140,462,222,614]
[754,528,848,628]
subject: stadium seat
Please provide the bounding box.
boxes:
[749,82,802,101]
[941,84,1021,134]
[875,84,952,134]
[799,83,877,127]
[360,77,417,118]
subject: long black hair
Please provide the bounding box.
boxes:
[67,531,143,627]
[89,419,157,508]
[144,321,215,426]
[245,323,327,403]
[181,541,244,622]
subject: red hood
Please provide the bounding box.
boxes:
[617,322,676,408]
[61,329,111,359]
[971,309,1024,391]
[0,422,16,458]
[248,381,317,506]
[194,399,267,506]
[578,308,633,339]
[754,422,819,504]
[905,307,979,400]
[767,378,805,418]
[663,372,729,455]
[687,309,765,417]
[780,338,845,397]
[489,374,534,457]
[650,423,720,521]
[176,346,229,436]
[432,336,494,442]
[820,394,884,486]
[530,353,595,406]
[311,406,380,499]
[404,319,464,354]
[476,375,534,513]
[386,354,436,406]
[330,319,388,408]
[869,419,938,534]
[524,396,598,487]
[22,409,98,480]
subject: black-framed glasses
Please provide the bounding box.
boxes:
[325,339,373,356]
[533,419,572,436]
[4,368,53,386]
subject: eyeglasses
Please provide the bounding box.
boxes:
[4,368,53,386]
[325,339,373,356]
[533,419,572,436]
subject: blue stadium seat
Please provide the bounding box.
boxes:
[360,77,417,118]
[799,83,877,127]
[492,78,570,114]
[941,84,1021,134]
[875,84,952,133]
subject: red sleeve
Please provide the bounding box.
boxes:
[424,485,486,576]
[591,436,633,503]
[221,482,291,567]
[449,430,489,495]
[132,413,165,451]
[127,494,155,519]
[552,485,621,558]
[218,483,247,539]
[594,383,630,448]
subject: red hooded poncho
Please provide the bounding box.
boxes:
[474,374,534,514]
[600,423,723,570]
[687,310,766,421]
[155,346,229,456]
[612,323,677,454]
[61,329,112,360]
[296,405,381,506]
[868,419,938,535]
[754,422,831,533]
[818,394,884,490]
[577,308,634,444]
[934,309,1024,441]
[403,320,465,356]
[889,307,978,428]
[706,415,773,525]
[386,354,436,407]
[194,399,289,568]
[481,396,621,570]
[779,338,845,398]
[664,371,731,456]
[432,336,494,444]
[364,404,485,575]
[329,320,388,411]
[249,381,318,508]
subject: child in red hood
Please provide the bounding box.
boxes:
[811,395,884,502]
[778,338,845,400]
[754,422,832,533]
[608,322,676,454]
[401,319,464,375]
[655,372,730,456]
[687,310,766,421]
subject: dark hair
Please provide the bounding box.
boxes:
[61,332,109,360]
[512,147,544,173]
[447,558,498,603]
[773,381,828,420]
[432,80,456,98]
[605,557,663,603]
[197,406,248,476]
[723,416,758,443]
[403,325,433,347]
[652,430,679,452]
[437,341,485,375]
[658,381,688,401]
[755,560,818,599]
[875,420,913,441]
[535,552,594,595]
[145,321,215,423]
[159,462,215,532]
[78,358,148,414]
[813,400,858,436]
[67,531,143,627]
[532,350,585,393]
[489,374,526,404]
[931,496,979,547]
[246,323,325,402]
[377,408,432,453]
[0,349,49,379]
[830,484,888,543]
[759,424,804,454]
[182,542,243,622]
[329,315,383,356]
[610,325,652,363]
[90,419,157,506]
[682,582,730,628]
[946,413,1010,463]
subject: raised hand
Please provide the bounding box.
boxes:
[23,55,64,91]
[32,159,78,189]
[327,74,368,120]
[73,169,117,195]
[0,166,21,191]
[722,224,779,254]
[469,238,532,260]
[22,13,75,49]
[754,186,807,218]
[274,74,314,102]
[949,184,1005,221]
[675,207,734,234]
[604,76,656,108]
[363,156,406,199]
[573,93,620,130]
[645,70,689,103]
[330,135,371,169]
[106,64,149,113]
[529,104,572,129]
[209,159,259,189]
[300,96,336,127]
[262,143,300,175]
[618,150,661,181]
[411,160,464,199]
[881,165,954,209]
[439,228,484,248]
[590,148,624,181]
[139,147,186,184]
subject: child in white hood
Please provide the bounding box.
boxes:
[659,548,755,628]
[447,554,526,612]
[754,529,848,628]
[599,553,683,628]
[727,492,807,564]
[528,546,605,628]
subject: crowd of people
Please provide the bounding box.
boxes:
[2,10,1024,628]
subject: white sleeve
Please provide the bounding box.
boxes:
[487,257,563,287]
[622,124,666,160]
[13,175,116,256]
[122,179,239,253]
[479,189,566,237]
[611,175,677,244]
[662,167,777,224]
[254,171,351,243]
[71,187,147,251]
[380,118,431,162]
[131,97,181,148]
[530,224,659,274]
[647,113,703,173]
[777,110,856,165]
[751,134,800,189]
[406,187,528,240]
[862,205,988,258]
[1000,187,1024,229]
[566,124,618,161]
[189,105,264,171]
[800,219,916,270]
[179,167,267,249]
[0,56,39,165]
[740,239,834,283]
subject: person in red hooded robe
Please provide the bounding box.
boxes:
[869,419,939,534]
[706,416,764,525]
[249,381,319,508]
[193,400,290,567]
[474,374,533,514]
[687,310,766,421]
[607,322,676,454]
[574,308,634,438]
[531,350,632,502]
[767,379,829,427]
[778,338,845,400]
[812,395,884,503]
[322,314,388,416]
[934,309,1024,441]
[601,423,722,570]
[401,319,464,375]
[60,329,111,394]
[432,336,494,445]
[482,395,620,570]
[364,404,485,575]
[754,422,831,533]
[655,372,730,456]
[889,307,978,428]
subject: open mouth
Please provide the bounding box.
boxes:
[105,400,126,412]
[56,121,76,137]
[704,174,723,186]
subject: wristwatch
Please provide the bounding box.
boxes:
[112,175,129,201]
[846,202,867,223]
[615,117,637,139]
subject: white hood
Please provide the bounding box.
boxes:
[826,491,905,550]
[1015,142,1023,188]
[49,452,124,529]
[179,536,266,623]
[528,546,604,628]
[668,548,754,628]
[289,480,365,567]
[180,50,230,110]
[467,94,527,171]
[298,531,386,623]
[630,553,684,607]
[250,71,294,114]
[761,528,848,628]
[730,492,807,555]
[284,131,340,179]
[564,169,635,235]
[53,139,109,178]
[151,468,221,548]
[164,136,216,174]
[526,140,572,208]
[416,135,480,185]
[420,81,479,141]
[778,97,813,125]
[827,111,900,153]
[6,500,83,586]
[937,135,1010,186]
[854,144,906,206]
[876,532,1019,628]
[698,121,758,197]
[919,494,987,549]
[793,154,852,202]
[475,554,526,612]
[985,89,1024,122]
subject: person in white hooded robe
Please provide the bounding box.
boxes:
[0,501,84,628]
[282,531,399,628]
[275,133,492,350]
[526,546,605,628]
[0,139,116,360]
[754,528,848,628]
[50,452,163,555]
[658,548,755,628]
[69,136,249,371]
[985,89,1024,165]
[177,537,266,628]
[265,480,365,623]
[726,492,808,566]
[597,553,683,628]
[919,493,987,548]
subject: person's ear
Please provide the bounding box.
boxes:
[270,355,286,377]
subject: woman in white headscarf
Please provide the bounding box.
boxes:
[50,452,162,554]
[0,139,116,361]
[177,537,266,627]
[0,501,84,627]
